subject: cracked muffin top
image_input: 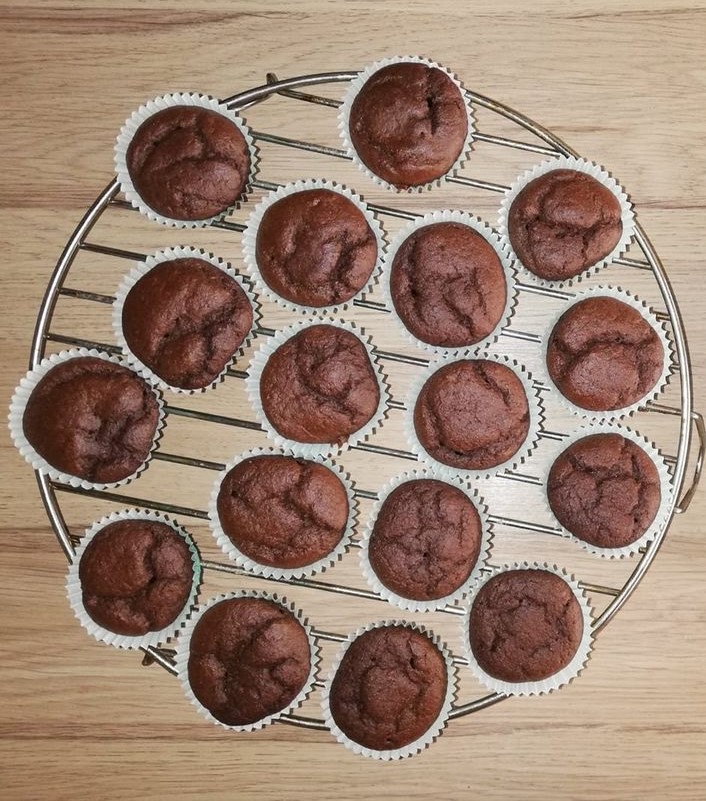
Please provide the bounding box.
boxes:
[121,257,254,390]
[546,295,664,411]
[328,625,448,751]
[254,188,378,307]
[390,221,507,347]
[548,433,661,549]
[126,105,251,221]
[79,518,194,636]
[348,62,468,189]
[413,359,530,470]
[216,454,349,569]
[368,478,482,601]
[259,324,380,446]
[22,356,160,483]
[187,596,311,726]
[469,569,584,684]
[507,168,623,281]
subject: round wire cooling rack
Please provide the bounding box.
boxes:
[28,71,704,731]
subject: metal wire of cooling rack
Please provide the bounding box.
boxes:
[27,71,704,731]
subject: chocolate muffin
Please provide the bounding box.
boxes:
[348,62,468,189]
[390,222,507,347]
[469,569,584,683]
[507,168,623,281]
[255,188,378,307]
[121,257,253,389]
[260,324,380,445]
[546,296,664,411]
[369,479,482,601]
[125,105,251,221]
[329,625,448,751]
[22,356,160,483]
[548,433,661,549]
[79,518,194,636]
[413,359,530,470]
[216,454,349,569]
[187,597,311,726]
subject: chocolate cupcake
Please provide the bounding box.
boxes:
[116,94,255,225]
[499,157,634,284]
[547,432,662,551]
[388,216,509,349]
[117,252,255,390]
[14,353,161,485]
[213,452,352,574]
[183,595,313,728]
[72,515,197,641]
[507,169,622,281]
[546,294,665,412]
[412,358,532,472]
[466,567,590,692]
[365,476,485,607]
[342,58,471,190]
[247,183,381,308]
[325,624,452,756]
[252,323,383,448]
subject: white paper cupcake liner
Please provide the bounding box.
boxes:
[359,468,493,612]
[461,562,594,696]
[381,209,518,357]
[245,318,390,458]
[497,155,636,289]
[208,446,358,580]
[321,620,457,760]
[114,92,259,228]
[405,352,545,481]
[339,56,476,193]
[538,285,674,422]
[112,246,262,394]
[174,590,319,733]
[66,508,202,649]
[542,422,675,559]
[8,348,165,490]
[241,178,387,316]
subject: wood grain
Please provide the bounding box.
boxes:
[1,2,705,799]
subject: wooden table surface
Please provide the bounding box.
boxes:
[2,2,705,799]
